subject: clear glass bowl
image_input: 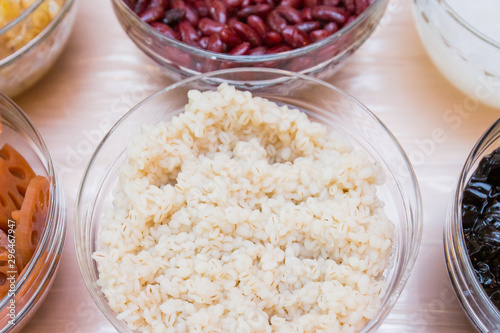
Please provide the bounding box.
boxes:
[75,68,422,332]
[0,0,78,98]
[412,0,500,109]
[445,119,500,332]
[111,0,388,81]
[0,93,66,332]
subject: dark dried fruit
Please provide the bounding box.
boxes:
[462,147,500,309]
[163,8,187,25]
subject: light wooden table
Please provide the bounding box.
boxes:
[13,0,499,331]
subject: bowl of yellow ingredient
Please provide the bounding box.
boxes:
[0,0,77,97]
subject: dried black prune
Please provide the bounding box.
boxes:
[462,204,479,229]
[462,147,500,310]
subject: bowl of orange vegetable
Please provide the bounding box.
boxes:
[0,92,66,331]
[0,0,77,97]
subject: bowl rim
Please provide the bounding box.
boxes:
[445,118,500,330]
[438,0,500,50]
[111,0,388,62]
[0,0,76,68]
[0,92,66,321]
[75,67,423,333]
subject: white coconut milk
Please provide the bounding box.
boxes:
[413,0,500,108]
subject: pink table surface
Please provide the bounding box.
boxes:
[11,0,500,331]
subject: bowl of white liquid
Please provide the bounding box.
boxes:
[412,0,500,109]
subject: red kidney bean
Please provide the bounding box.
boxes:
[276,6,302,24]
[263,30,282,45]
[230,21,261,46]
[220,60,237,69]
[266,0,277,7]
[311,6,347,24]
[246,15,267,35]
[184,5,200,25]
[344,0,355,13]
[323,21,339,32]
[166,45,193,67]
[346,15,357,25]
[134,0,148,15]
[178,21,200,44]
[207,34,224,52]
[322,0,339,6]
[266,44,292,53]
[301,7,312,20]
[171,1,185,10]
[193,0,209,16]
[209,0,228,23]
[281,25,311,48]
[163,8,186,25]
[224,0,243,6]
[228,16,239,25]
[228,42,251,55]
[302,0,316,8]
[236,4,272,19]
[126,0,372,55]
[151,21,181,39]
[279,0,301,8]
[220,26,242,46]
[198,17,226,35]
[291,56,313,70]
[140,6,165,22]
[295,21,319,32]
[267,10,287,32]
[203,60,220,71]
[249,46,267,55]
[199,36,210,48]
[194,61,203,72]
[256,0,274,6]
[150,0,170,9]
[310,28,331,41]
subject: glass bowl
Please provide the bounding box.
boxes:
[445,119,500,332]
[0,0,78,98]
[412,0,500,109]
[111,0,388,81]
[75,68,422,332]
[0,93,66,332]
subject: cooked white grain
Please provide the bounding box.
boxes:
[94,84,394,333]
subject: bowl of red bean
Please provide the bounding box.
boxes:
[112,0,388,80]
